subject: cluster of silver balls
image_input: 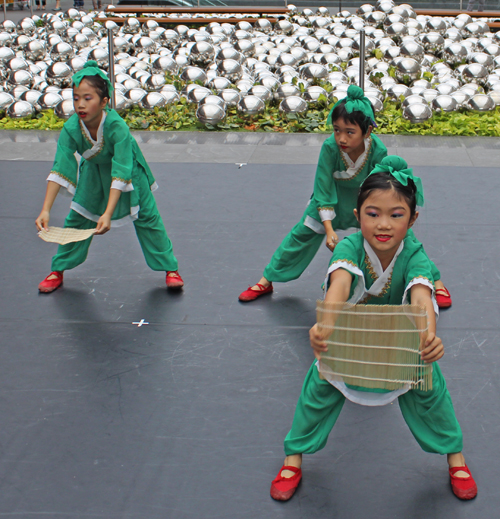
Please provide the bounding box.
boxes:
[1,2,500,125]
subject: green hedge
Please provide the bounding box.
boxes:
[1,100,500,136]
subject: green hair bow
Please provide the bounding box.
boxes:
[327,84,375,127]
[72,60,114,96]
[368,155,425,206]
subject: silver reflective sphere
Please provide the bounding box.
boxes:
[387,83,411,100]
[126,88,147,104]
[0,91,14,111]
[237,95,265,115]
[19,89,42,106]
[190,41,215,67]
[395,58,421,82]
[50,42,74,62]
[217,59,242,82]
[196,103,226,125]
[300,63,328,80]
[432,95,458,112]
[46,62,72,87]
[462,63,488,84]
[279,95,308,114]
[248,85,273,102]
[8,69,33,88]
[140,92,167,109]
[402,94,427,108]
[180,66,208,83]
[219,89,241,106]
[153,56,178,74]
[39,92,63,110]
[54,98,75,119]
[208,76,232,92]
[187,86,211,103]
[403,103,433,123]
[420,32,445,53]
[468,94,495,111]
[7,100,34,118]
[89,47,109,68]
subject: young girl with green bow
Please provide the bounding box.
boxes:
[269,156,476,502]
[35,61,184,292]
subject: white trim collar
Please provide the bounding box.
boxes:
[80,111,107,160]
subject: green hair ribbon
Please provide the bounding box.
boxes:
[367,155,425,206]
[327,84,376,127]
[72,60,114,96]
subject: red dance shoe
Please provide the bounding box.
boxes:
[436,287,452,309]
[270,465,302,501]
[166,271,184,289]
[449,465,477,500]
[238,283,273,302]
[38,271,63,293]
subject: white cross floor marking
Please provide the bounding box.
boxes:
[132,319,149,327]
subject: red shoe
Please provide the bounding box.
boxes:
[449,465,477,500]
[270,465,302,501]
[436,286,452,309]
[166,271,184,289]
[238,283,273,302]
[38,271,63,293]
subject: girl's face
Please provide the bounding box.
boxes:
[73,79,108,127]
[333,117,372,159]
[354,188,418,260]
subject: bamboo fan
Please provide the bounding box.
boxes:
[38,226,97,245]
[317,301,432,392]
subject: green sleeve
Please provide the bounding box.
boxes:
[404,249,435,291]
[311,137,339,213]
[48,125,78,195]
[108,116,134,191]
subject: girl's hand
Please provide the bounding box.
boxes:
[420,333,444,364]
[35,210,50,231]
[325,231,339,252]
[309,323,329,360]
[95,214,112,235]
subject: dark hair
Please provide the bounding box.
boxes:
[74,74,109,102]
[357,171,417,219]
[331,100,374,135]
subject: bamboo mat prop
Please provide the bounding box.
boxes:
[317,302,432,391]
[38,226,97,245]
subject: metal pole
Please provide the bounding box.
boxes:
[460,0,463,10]
[339,0,342,14]
[30,0,33,17]
[107,28,116,110]
[359,29,365,91]
[3,0,7,22]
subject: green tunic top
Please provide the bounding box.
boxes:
[326,230,436,305]
[305,134,387,231]
[47,109,156,225]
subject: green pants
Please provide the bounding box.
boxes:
[263,212,325,283]
[284,363,463,456]
[51,181,178,273]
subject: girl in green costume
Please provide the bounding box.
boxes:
[269,157,476,502]
[35,61,183,293]
[238,86,451,308]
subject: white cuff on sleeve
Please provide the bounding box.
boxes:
[319,208,335,222]
[47,173,75,197]
[111,179,134,192]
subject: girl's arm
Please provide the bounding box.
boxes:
[310,268,352,359]
[322,220,339,251]
[95,188,122,235]
[411,283,444,363]
[35,181,61,231]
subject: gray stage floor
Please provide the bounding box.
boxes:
[0,132,498,518]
